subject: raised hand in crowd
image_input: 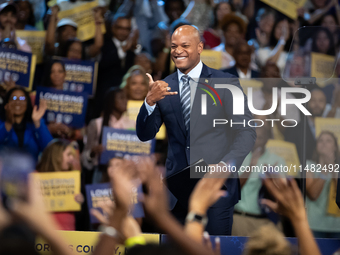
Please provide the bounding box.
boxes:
[32,99,48,128]
[122,29,139,53]
[145,73,177,106]
[185,172,228,243]
[140,156,217,255]
[262,177,321,255]
[6,174,73,255]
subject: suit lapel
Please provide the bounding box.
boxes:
[191,64,213,133]
[170,72,186,136]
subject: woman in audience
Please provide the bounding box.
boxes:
[60,38,85,60]
[321,14,339,50]
[14,0,36,30]
[82,88,135,183]
[36,139,83,231]
[306,131,340,238]
[120,66,149,101]
[311,27,336,55]
[255,18,291,74]
[0,87,52,161]
[203,1,233,49]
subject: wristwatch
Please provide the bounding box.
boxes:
[185,212,208,227]
[99,225,121,239]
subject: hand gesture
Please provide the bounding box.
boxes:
[48,122,71,138]
[145,73,177,106]
[280,20,290,42]
[203,232,221,255]
[189,170,228,215]
[140,157,169,221]
[51,5,59,17]
[32,100,47,128]
[261,178,305,223]
[93,7,104,23]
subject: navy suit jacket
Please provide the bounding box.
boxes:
[222,66,260,78]
[136,64,256,208]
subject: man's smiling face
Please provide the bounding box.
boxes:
[171,25,203,74]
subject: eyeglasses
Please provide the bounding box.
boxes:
[10,96,26,102]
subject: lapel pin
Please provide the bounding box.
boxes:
[205,79,208,83]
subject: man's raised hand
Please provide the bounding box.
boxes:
[145,73,177,106]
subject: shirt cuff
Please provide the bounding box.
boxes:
[144,99,156,116]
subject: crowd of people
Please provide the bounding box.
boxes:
[0,0,339,254]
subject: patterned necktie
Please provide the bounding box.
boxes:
[181,75,191,130]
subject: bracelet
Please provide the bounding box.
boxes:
[125,235,146,248]
[99,225,121,239]
[162,48,170,54]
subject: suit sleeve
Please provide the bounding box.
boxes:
[220,77,257,170]
[136,102,163,142]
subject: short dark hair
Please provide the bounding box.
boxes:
[112,13,131,25]
[60,38,84,60]
[43,59,66,88]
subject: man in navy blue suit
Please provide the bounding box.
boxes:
[136,25,256,235]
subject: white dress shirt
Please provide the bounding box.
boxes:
[237,68,251,79]
[145,61,203,115]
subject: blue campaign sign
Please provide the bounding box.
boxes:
[85,182,144,224]
[35,86,88,129]
[54,57,98,96]
[0,48,36,91]
[99,127,156,165]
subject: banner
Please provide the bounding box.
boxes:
[58,1,106,42]
[126,100,166,139]
[328,179,340,217]
[36,231,159,255]
[239,79,263,96]
[260,0,307,20]
[311,52,336,85]
[170,50,222,72]
[100,127,156,165]
[85,182,144,224]
[315,117,340,142]
[16,30,46,64]
[54,57,98,96]
[36,86,88,128]
[31,171,81,212]
[266,139,300,176]
[0,48,36,91]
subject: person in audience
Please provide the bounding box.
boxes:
[203,1,233,49]
[36,139,83,230]
[82,88,135,183]
[321,14,339,50]
[311,27,336,55]
[248,8,276,50]
[45,6,104,58]
[232,123,285,236]
[44,60,66,90]
[60,38,85,60]
[134,52,153,75]
[120,65,149,101]
[0,87,52,161]
[255,18,291,74]
[0,2,31,52]
[95,14,138,117]
[285,89,327,163]
[251,62,300,139]
[14,0,36,31]
[212,13,246,69]
[306,131,340,238]
[222,40,259,78]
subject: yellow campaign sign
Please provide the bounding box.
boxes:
[239,79,263,96]
[327,179,340,217]
[311,52,336,86]
[170,50,222,72]
[58,1,106,42]
[36,231,160,255]
[32,171,81,212]
[16,30,46,64]
[126,100,166,140]
[260,0,307,20]
[315,117,340,142]
[266,139,300,176]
